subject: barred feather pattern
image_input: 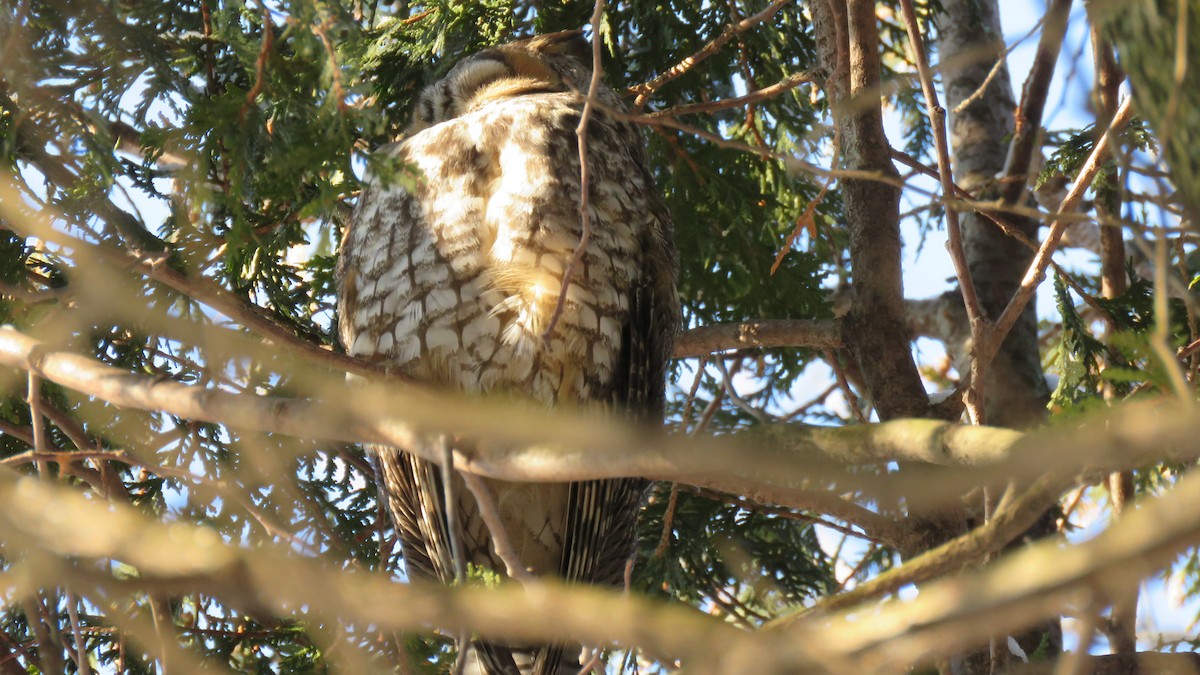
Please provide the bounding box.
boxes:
[336,31,678,675]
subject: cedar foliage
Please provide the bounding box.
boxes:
[0,1,1198,673]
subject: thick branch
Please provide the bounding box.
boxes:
[17,457,1200,675]
[782,462,1200,672]
[6,326,1200,514]
[0,469,762,672]
[0,326,999,539]
[812,0,928,420]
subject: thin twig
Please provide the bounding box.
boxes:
[614,105,899,186]
[892,149,1116,325]
[66,593,91,675]
[951,16,1046,115]
[439,435,468,675]
[1001,0,1073,205]
[782,382,840,421]
[713,358,771,423]
[824,349,867,424]
[1152,228,1192,401]
[772,473,1066,624]
[1157,0,1189,144]
[1058,485,1087,531]
[989,97,1135,360]
[0,419,34,447]
[726,0,769,152]
[645,70,813,119]
[682,485,884,544]
[312,12,347,112]
[0,175,389,380]
[27,373,48,477]
[678,356,708,432]
[898,0,986,423]
[460,471,534,584]
[238,2,274,122]
[835,543,879,592]
[630,0,792,106]
[543,0,606,343]
[672,319,842,358]
[772,123,840,274]
[652,483,681,560]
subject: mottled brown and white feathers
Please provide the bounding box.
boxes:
[337,30,677,675]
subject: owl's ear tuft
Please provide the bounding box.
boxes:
[525,29,591,63]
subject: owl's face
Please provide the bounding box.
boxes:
[408,30,595,133]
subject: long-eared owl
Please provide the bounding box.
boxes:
[337,30,678,675]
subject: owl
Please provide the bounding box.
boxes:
[336,30,678,675]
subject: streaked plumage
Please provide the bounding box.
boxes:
[336,30,677,675]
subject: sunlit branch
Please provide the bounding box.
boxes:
[672,319,842,358]
[989,97,1135,360]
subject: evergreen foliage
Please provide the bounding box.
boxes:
[0,0,1197,672]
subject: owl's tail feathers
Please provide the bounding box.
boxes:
[464,641,579,675]
[531,644,581,675]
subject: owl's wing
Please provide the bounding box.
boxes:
[557,142,679,583]
[537,202,678,675]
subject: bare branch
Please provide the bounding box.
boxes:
[1001,0,1074,204]
[630,0,793,105]
[7,325,1200,513]
[461,472,535,583]
[899,0,986,422]
[772,472,1065,624]
[544,1,606,343]
[673,320,842,358]
[779,461,1200,672]
[989,97,1135,358]
[644,70,814,119]
[0,471,769,671]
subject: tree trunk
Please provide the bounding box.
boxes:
[938,0,1060,669]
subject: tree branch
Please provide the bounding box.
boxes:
[644,70,813,118]
[899,0,986,422]
[779,461,1200,672]
[813,0,929,421]
[771,472,1065,625]
[0,470,774,672]
[629,0,793,106]
[672,319,841,358]
[1001,0,1074,205]
[989,97,1135,358]
[6,325,1200,524]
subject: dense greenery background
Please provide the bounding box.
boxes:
[1,0,1197,673]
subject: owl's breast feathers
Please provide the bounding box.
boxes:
[340,93,673,405]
